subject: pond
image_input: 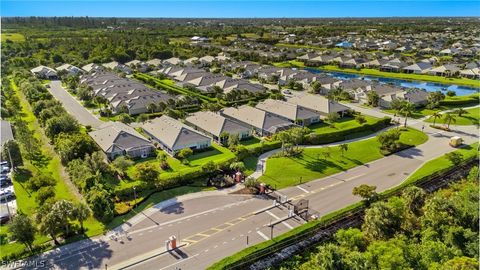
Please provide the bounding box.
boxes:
[305,68,480,96]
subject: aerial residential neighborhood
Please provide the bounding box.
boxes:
[0,1,479,270]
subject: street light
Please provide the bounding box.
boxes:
[133,186,137,209]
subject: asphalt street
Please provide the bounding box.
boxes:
[47,81,104,129]
[13,115,479,270]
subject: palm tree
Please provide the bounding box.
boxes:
[73,203,91,232]
[400,102,415,127]
[454,108,467,117]
[430,111,442,127]
[443,113,456,129]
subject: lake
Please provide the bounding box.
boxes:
[305,68,480,96]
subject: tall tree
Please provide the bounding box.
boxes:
[400,102,415,127]
[73,202,91,232]
[443,113,456,129]
[8,212,36,252]
[430,111,442,126]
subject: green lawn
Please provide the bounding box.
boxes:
[2,81,105,259]
[125,143,235,187]
[309,115,380,135]
[1,33,25,42]
[258,128,428,189]
[404,142,479,185]
[424,107,479,126]
[243,156,259,176]
[383,107,442,119]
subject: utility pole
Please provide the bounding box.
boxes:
[133,186,137,208]
[246,235,249,246]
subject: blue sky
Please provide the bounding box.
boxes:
[2,1,479,17]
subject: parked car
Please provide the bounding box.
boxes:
[0,165,10,174]
[0,212,10,224]
[0,178,12,188]
[0,190,14,202]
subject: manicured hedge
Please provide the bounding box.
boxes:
[440,94,480,106]
[113,155,237,199]
[305,117,392,145]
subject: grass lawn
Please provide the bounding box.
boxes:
[382,107,442,119]
[124,144,235,188]
[1,33,25,42]
[442,93,479,104]
[404,142,479,185]
[243,156,259,176]
[318,65,480,88]
[258,128,427,189]
[272,60,306,68]
[309,115,381,135]
[424,107,479,126]
[2,81,105,259]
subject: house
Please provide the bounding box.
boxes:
[402,62,432,74]
[125,60,149,72]
[56,64,83,76]
[428,64,461,77]
[102,61,133,74]
[379,89,429,108]
[0,120,14,147]
[30,65,58,79]
[82,63,104,73]
[141,116,211,156]
[285,93,350,117]
[459,68,480,79]
[89,122,154,160]
[255,99,321,126]
[213,78,266,94]
[80,71,173,115]
[221,105,296,136]
[163,57,183,66]
[146,59,162,68]
[185,111,251,144]
[379,59,407,72]
[363,59,389,69]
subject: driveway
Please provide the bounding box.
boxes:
[47,81,104,129]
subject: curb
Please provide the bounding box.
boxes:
[111,243,188,270]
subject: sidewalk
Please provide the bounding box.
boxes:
[110,242,187,270]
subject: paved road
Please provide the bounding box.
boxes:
[16,120,478,270]
[47,81,104,129]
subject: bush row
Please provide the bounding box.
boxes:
[113,155,237,199]
[304,117,392,145]
[440,94,479,106]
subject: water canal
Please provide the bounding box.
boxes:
[305,68,480,96]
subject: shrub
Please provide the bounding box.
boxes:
[36,186,56,205]
[28,174,56,190]
[135,163,159,183]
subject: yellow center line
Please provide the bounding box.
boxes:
[178,211,256,247]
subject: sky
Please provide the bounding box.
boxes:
[1,1,479,18]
